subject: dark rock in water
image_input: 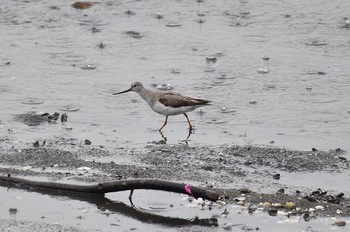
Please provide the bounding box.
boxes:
[84,139,92,145]
[272,173,280,180]
[276,188,285,194]
[61,113,68,122]
[125,31,143,39]
[48,112,60,122]
[91,27,101,33]
[125,9,135,15]
[303,212,310,221]
[267,208,278,216]
[33,141,40,147]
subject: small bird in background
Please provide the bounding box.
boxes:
[113,81,211,133]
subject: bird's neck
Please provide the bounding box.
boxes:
[137,88,154,106]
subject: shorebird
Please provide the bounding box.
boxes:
[113,81,210,132]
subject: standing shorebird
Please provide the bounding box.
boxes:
[113,81,210,132]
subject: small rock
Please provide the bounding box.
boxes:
[268,208,278,216]
[272,173,280,180]
[166,22,181,27]
[72,2,92,10]
[33,141,40,147]
[257,68,269,74]
[276,188,285,194]
[81,64,96,70]
[9,208,18,215]
[306,86,312,91]
[84,139,92,145]
[206,56,217,62]
[333,220,346,227]
[48,112,60,122]
[262,55,270,61]
[249,99,257,104]
[222,223,233,230]
[311,147,318,152]
[61,113,68,122]
[284,202,296,209]
[91,27,101,33]
[125,9,135,15]
[315,205,324,210]
[262,202,271,209]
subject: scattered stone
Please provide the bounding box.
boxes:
[9,208,18,215]
[249,99,257,104]
[98,42,105,49]
[84,139,92,145]
[262,55,270,61]
[222,222,233,230]
[285,202,296,209]
[125,9,135,15]
[206,56,217,63]
[81,64,96,70]
[155,12,164,19]
[257,68,270,74]
[306,86,312,91]
[315,205,324,210]
[125,31,143,39]
[91,27,101,33]
[166,22,181,27]
[71,2,92,10]
[272,173,280,180]
[33,141,40,147]
[48,112,60,122]
[61,113,68,122]
[268,208,278,216]
[333,220,346,227]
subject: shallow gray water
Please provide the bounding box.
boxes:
[1,0,350,151]
[2,187,349,232]
[1,0,350,231]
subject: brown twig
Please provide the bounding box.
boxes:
[0,175,219,202]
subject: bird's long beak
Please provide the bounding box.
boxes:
[113,88,132,95]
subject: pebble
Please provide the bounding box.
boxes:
[125,31,143,39]
[262,55,270,61]
[268,208,278,216]
[284,202,296,209]
[206,56,217,62]
[272,173,280,180]
[81,64,96,70]
[222,223,233,230]
[71,2,92,9]
[166,22,181,27]
[333,220,346,227]
[9,208,18,214]
[306,86,312,91]
[84,139,92,145]
[249,99,257,104]
[257,68,269,74]
[315,205,324,210]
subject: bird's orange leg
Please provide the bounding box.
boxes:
[159,116,168,132]
[183,113,193,132]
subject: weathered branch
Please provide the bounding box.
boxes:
[0,175,219,202]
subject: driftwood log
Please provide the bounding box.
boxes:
[0,175,219,202]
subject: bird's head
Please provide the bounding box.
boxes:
[113,81,144,95]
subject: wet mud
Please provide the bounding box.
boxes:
[1,140,349,220]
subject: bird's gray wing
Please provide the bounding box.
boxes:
[158,92,210,108]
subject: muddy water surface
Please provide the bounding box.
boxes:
[1,0,350,150]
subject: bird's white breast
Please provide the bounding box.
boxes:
[151,101,198,116]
